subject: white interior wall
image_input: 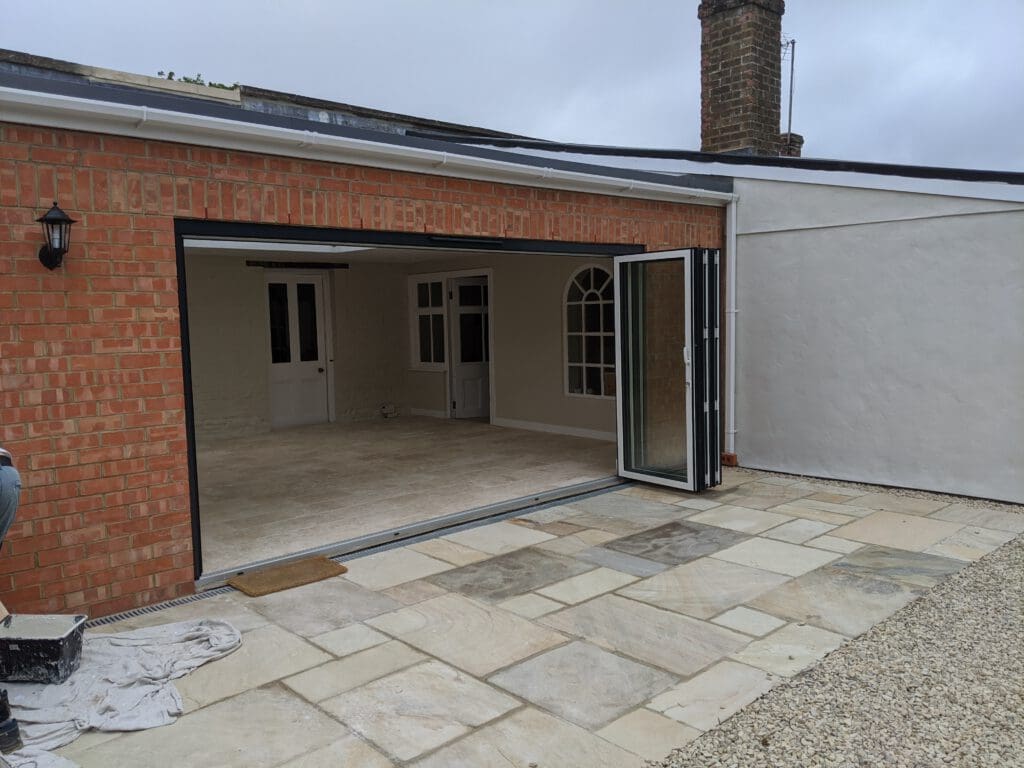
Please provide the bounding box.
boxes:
[734,178,1024,502]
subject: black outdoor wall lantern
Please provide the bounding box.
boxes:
[36,201,76,270]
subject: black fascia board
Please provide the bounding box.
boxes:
[0,70,733,195]
[406,133,1024,186]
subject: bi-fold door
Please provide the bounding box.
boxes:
[615,248,721,492]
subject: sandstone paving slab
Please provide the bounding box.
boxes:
[310,622,388,657]
[711,538,839,577]
[381,579,448,605]
[618,557,790,619]
[410,537,491,566]
[409,706,644,768]
[283,640,425,701]
[835,510,963,552]
[847,492,949,516]
[489,641,676,729]
[564,493,689,534]
[762,518,837,544]
[278,735,395,767]
[928,503,1024,533]
[321,660,519,761]
[619,484,696,504]
[924,525,1017,561]
[367,593,567,676]
[541,594,748,677]
[426,547,593,602]
[648,660,776,730]
[576,545,668,576]
[343,547,454,591]
[783,497,876,518]
[673,496,723,511]
[687,505,793,534]
[748,566,923,637]
[731,622,845,677]
[442,520,555,554]
[764,502,857,526]
[829,544,967,589]
[597,708,701,761]
[175,624,331,710]
[535,528,619,555]
[498,592,564,618]
[107,593,270,633]
[63,686,348,768]
[605,520,750,566]
[537,566,637,604]
[711,606,787,636]
[247,575,402,636]
[807,534,865,554]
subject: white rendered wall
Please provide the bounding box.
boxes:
[734,179,1024,502]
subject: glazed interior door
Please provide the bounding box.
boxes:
[449,276,490,419]
[266,272,330,428]
[615,249,721,492]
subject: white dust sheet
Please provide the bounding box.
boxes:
[4,619,241,768]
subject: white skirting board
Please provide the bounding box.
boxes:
[490,417,616,442]
[408,408,448,419]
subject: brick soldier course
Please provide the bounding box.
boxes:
[0,122,724,617]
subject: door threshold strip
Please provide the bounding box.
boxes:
[194,475,627,590]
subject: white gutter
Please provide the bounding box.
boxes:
[0,86,735,207]
[724,200,738,456]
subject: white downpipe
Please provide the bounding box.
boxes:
[725,199,738,455]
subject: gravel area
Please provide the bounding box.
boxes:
[658,534,1024,768]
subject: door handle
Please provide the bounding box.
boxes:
[683,346,691,386]
[318,367,325,373]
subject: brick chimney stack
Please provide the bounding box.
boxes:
[699,0,785,155]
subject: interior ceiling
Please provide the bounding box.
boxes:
[183,242,614,264]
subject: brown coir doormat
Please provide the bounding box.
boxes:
[228,557,348,597]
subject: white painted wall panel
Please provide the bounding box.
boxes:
[734,179,1024,502]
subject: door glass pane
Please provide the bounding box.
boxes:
[431,314,445,363]
[460,313,484,362]
[418,315,431,363]
[567,304,582,333]
[620,258,689,482]
[430,281,443,308]
[483,314,490,361]
[567,334,582,363]
[417,282,430,308]
[584,303,600,332]
[585,335,600,365]
[568,365,583,394]
[267,283,290,364]
[585,366,601,396]
[459,285,483,306]
[296,283,319,362]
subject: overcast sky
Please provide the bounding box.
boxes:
[3,1,1022,170]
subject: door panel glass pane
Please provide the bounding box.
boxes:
[567,334,582,363]
[585,365,601,396]
[418,315,431,363]
[267,283,290,364]
[585,335,600,365]
[484,314,489,360]
[579,269,593,291]
[417,282,430,308]
[460,313,484,363]
[431,314,445,363]
[620,258,688,482]
[430,281,443,308]
[584,303,600,332]
[602,302,614,332]
[567,304,582,333]
[296,283,319,362]
[568,365,583,394]
[459,285,483,306]
[602,334,614,365]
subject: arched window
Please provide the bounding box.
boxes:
[565,265,615,398]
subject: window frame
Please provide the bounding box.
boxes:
[563,263,616,400]
[408,273,449,371]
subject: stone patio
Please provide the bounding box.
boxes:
[57,468,1020,767]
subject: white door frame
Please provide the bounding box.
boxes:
[613,250,695,491]
[264,269,336,426]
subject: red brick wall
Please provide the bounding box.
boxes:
[0,122,724,617]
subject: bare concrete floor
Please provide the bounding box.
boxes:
[197,417,616,573]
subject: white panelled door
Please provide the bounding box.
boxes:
[449,276,490,419]
[265,272,330,428]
